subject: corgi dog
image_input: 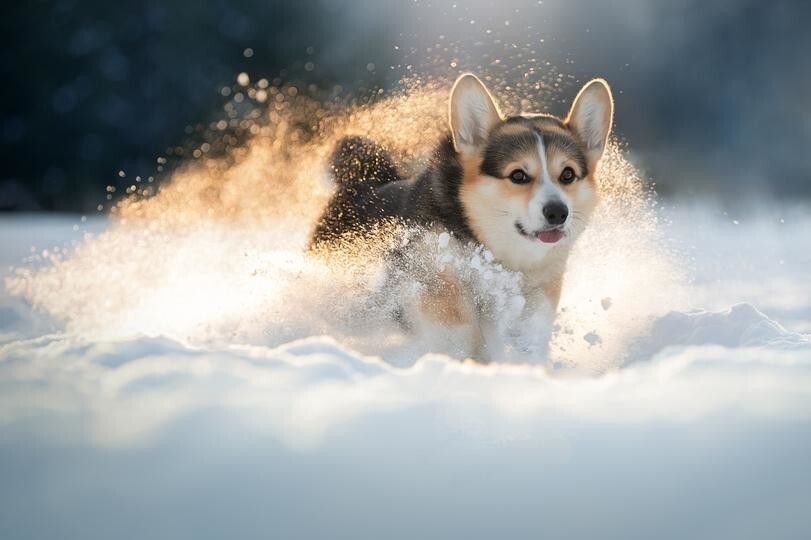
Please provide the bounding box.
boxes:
[311,74,613,361]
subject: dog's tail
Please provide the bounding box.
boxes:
[329,136,400,188]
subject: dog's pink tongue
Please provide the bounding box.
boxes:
[536,230,563,243]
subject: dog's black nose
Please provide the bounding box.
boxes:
[542,202,569,226]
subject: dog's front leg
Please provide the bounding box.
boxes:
[411,272,488,362]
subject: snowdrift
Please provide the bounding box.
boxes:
[1,209,810,539]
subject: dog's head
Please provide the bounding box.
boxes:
[450,73,613,271]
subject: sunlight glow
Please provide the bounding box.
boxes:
[6,78,681,371]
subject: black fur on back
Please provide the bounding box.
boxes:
[309,135,476,248]
[329,136,400,188]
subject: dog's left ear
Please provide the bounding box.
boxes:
[449,73,502,155]
[567,79,614,164]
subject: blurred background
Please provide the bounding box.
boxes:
[2,0,809,212]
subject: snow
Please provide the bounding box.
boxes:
[1,206,810,539]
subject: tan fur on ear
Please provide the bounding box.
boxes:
[449,74,502,154]
[566,79,614,163]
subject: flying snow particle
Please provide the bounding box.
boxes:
[583,332,602,347]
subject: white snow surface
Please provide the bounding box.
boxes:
[1,206,811,539]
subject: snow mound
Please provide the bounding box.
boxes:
[1,327,811,539]
[628,303,811,363]
[1,210,811,539]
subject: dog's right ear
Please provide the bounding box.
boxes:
[566,79,614,165]
[449,74,502,155]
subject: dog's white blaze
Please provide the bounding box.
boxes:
[527,134,569,227]
[536,133,553,185]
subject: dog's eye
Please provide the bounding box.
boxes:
[509,169,530,184]
[559,167,577,185]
